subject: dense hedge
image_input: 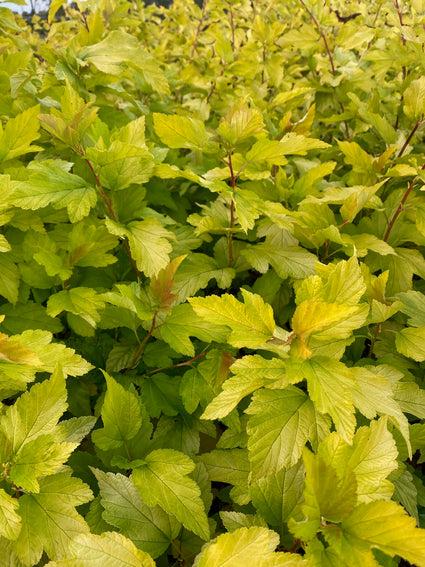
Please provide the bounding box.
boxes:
[2,1,425,565]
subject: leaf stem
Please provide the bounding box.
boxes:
[397,115,423,158]
[394,0,407,78]
[206,80,216,104]
[190,0,207,61]
[300,0,335,76]
[148,347,209,375]
[228,1,235,53]
[261,45,266,83]
[321,239,331,261]
[367,322,381,358]
[125,312,158,372]
[300,0,349,134]
[80,10,90,32]
[227,152,236,267]
[382,118,424,242]
[83,155,142,281]
[383,170,423,242]
[84,157,117,221]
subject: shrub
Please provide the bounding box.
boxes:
[2,0,425,565]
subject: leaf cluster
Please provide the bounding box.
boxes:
[2,0,425,565]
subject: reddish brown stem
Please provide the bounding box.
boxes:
[367,323,381,358]
[229,201,235,267]
[383,178,416,242]
[190,0,207,60]
[261,46,266,83]
[83,155,142,281]
[394,0,406,45]
[382,118,425,242]
[125,312,158,372]
[286,539,301,554]
[339,101,350,138]
[206,81,216,104]
[80,10,90,32]
[84,158,118,221]
[148,348,208,375]
[321,239,331,261]
[227,153,236,267]
[394,0,407,78]
[397,116,423,158]
[228,1,235,52]
[300,0,336,76]
[383,169,424,242]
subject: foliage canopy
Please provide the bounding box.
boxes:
[2,0,425,565]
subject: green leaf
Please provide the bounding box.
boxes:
[9,434,77,493]
[45,532,155,567]
[132,448,209,541]
[0,234,10,252]
[59,416,97,444]
[149,255,186,312]
[172,253,235,303]
[202,355,296,420]
[48,0,66,22]
[314,257,366,305]
[218,106,265,148]
[391,465,419,522]
[245,135,329,164]
[0,105,41,162]
[305,538,362,567]
[392,380,425,421]
[100,282,154,322]
[250,461,305,528]
[199,448,250,505]
[93,469,180,558]
[10,160,97,223]
[0,366,67,454]
[47,288,105,329]
[395,326,425,361]
[180,349,234,413]
[403,76,425,120]
[14,329,93,376]
[0,331,41,366]
[39,82,98,149]
[347,93,397,145]
[153,113,211,151]
[0,488,21,540]
[92,372,142,451]
[108,218,174,278]
[189,289,275,349]
[397,290,425,326]
[292,300,358,358]
[341,500,425,566]
[246,387,319,479]
[233,189,261,231]
[350,367,410,450]
[290,357,356,443]
[194,526,307,567]
[0,253,19,304]
[319,418,398,504]
[88,143,154,192]
[220,512,267,533]
[0,302,63,334]
[11,472,92,565]
[161,303,229,356]
[80,30,169,95]
[242,244,317,280]
[85,120,154,191]
[289,448,357,542]
[139,373,182,418]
